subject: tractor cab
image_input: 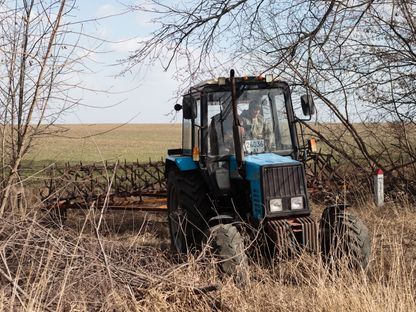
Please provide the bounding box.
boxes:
[206,84,294,157]
[178,75,306,160]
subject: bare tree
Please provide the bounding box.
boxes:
[0,0,88,214]
[128,0,416,192]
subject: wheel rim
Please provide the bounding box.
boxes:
[169,185,186,253]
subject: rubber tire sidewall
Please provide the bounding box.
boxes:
[209,223,249,285]
[320,211,371,269]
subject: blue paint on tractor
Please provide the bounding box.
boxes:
[245,153,300,167]
[230,153,301,220]
[166,156,198,171]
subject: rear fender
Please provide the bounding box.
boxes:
[165,156,198,177]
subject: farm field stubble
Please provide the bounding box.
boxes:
[25,124,182,167]
[24,122,416,168]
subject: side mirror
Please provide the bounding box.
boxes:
[174,104,182,111]
[301,95,315,116]
[182,95,197,119]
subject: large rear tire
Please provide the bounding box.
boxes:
[209,224,249,285]
[321,210,370,269]
[167,169,212,254]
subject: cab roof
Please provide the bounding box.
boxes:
[190,76,286,92]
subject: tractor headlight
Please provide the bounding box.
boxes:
[270,198,283,212]
[291,196,303,210]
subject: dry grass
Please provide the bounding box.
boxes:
[0,199,414,311]
[25,124,181,166]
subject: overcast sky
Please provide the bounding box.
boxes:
[60,1,180,124]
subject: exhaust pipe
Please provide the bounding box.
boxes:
[230,69,244,176]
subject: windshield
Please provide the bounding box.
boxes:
[208,88,293,156]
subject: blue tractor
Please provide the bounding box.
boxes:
[165,70,370,275]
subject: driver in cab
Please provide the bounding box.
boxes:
[240,100,265,140]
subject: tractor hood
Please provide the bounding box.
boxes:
[230,153,300,177]
[230,153,305,220]
[244,153,300,180]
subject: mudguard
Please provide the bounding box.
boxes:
[165,155,198,177]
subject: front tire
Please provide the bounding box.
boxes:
[321,210,370,269]
[209,224,249,285]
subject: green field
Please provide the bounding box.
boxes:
[26,124,181,166]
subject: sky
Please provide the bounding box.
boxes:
[60,1,180,124]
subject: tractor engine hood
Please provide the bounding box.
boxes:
[230,153,309,220]
[230,153,300,176]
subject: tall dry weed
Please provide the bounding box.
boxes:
[0,199,414,311]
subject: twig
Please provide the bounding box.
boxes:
[94,163,119,289]
[0,262,53,312]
